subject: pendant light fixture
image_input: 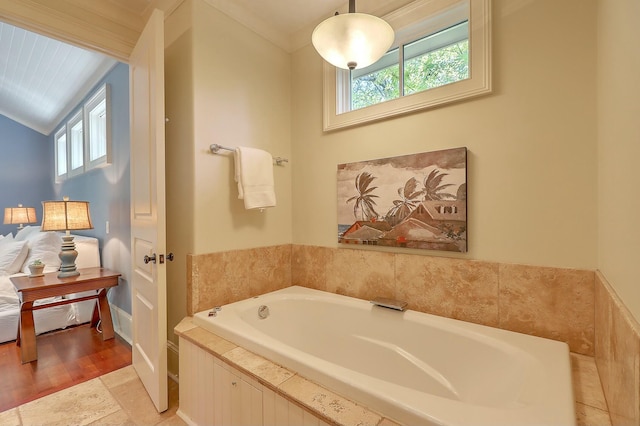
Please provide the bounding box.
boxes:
[312,0,395,70]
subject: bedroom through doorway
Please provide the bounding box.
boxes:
[0,16,134,409]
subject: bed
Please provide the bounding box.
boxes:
[0,226,101,344]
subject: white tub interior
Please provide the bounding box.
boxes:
[193,286,575,426]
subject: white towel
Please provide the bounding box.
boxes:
[234,147,277,210]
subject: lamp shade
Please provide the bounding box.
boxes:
[41,198,93,231]
[312,12,395,70]
[3,204,37,225]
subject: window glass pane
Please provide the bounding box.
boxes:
[89,99,106,161]
[403,21,469,96]
[56,133,67,176]
[70,120,83,171]
[350,49,400,111]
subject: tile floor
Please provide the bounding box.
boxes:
[0,366,186,426]
[0,353,611,426]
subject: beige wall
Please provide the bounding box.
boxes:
[191,0,293,255]
[597,0,640,321]
[164,0,294,373]
[165,0,195,375]
[291,0,598,270]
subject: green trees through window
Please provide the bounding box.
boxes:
[350,22,469,111]
[404,40,469,95]
[324,0,491,131]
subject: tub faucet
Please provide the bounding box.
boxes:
[370,297,408,311]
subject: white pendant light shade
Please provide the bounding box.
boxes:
[312,12,395,70]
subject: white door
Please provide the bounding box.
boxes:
[129,8,168,412]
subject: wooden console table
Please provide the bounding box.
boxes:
[10,267,120,363]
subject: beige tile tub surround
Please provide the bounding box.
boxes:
[290,245,596,355]
[188,244,291,315]
[499,264,595,355]
[324,248,396,301]
[291,244,333,291]
[395,255,500,327]
[186,244,640,424]
[176,317,609,426]
[595,271,640,426]
[278,375,382,426]
[0,408,20,426]
[189,245,596,354]
[572,353,612,426]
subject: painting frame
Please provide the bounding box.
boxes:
[337,147,467,252]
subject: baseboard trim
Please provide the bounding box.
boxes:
[109,303,132,345]
[176,410,196,426]
[167,340,180,383]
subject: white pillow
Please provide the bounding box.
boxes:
[0,240,29,275]
[15,225,41,241]
[21,232,62,274]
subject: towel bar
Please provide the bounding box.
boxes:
[209,144,288,166]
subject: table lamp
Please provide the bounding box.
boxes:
[3,204,37,230]
[41,197,93,278]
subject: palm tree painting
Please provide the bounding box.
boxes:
[346,172,380,221]
[385,177,422,227]
[423,169,456,200]
[337,147,467,252]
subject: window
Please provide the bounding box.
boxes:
[351,21,469,111]
[68,110,84,177]
[403,22,469,95]
[322,0,491,131]
[54,127,67,181]
[84,84,111,169]
[53,84,111,182]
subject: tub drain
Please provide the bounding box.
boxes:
[258,305,270,319]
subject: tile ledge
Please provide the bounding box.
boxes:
[596,270,640,337]
[176,317,394,426]
[176,317,603,426]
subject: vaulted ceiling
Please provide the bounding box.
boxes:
[0,0,405,136]
[0,21,117,135]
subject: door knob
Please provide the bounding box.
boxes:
[143,254,157,264]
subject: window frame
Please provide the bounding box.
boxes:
[54,126,67,182]
[67,109,85,178]
[322,0,491,131]
[84,84,112,170]
[52,83,112,183]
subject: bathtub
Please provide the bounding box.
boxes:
[193,286,575,426]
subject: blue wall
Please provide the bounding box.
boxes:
[53,62,132,314]
[0,116,54,236]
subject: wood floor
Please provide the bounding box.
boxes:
[0,323,132,412]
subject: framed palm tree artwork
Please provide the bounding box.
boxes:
[337,147,467,252]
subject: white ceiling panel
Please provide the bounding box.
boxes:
[0,21,116,135]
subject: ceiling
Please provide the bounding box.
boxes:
[0,0,397,136]
[0,21,117,135]
[221,0,346,35]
